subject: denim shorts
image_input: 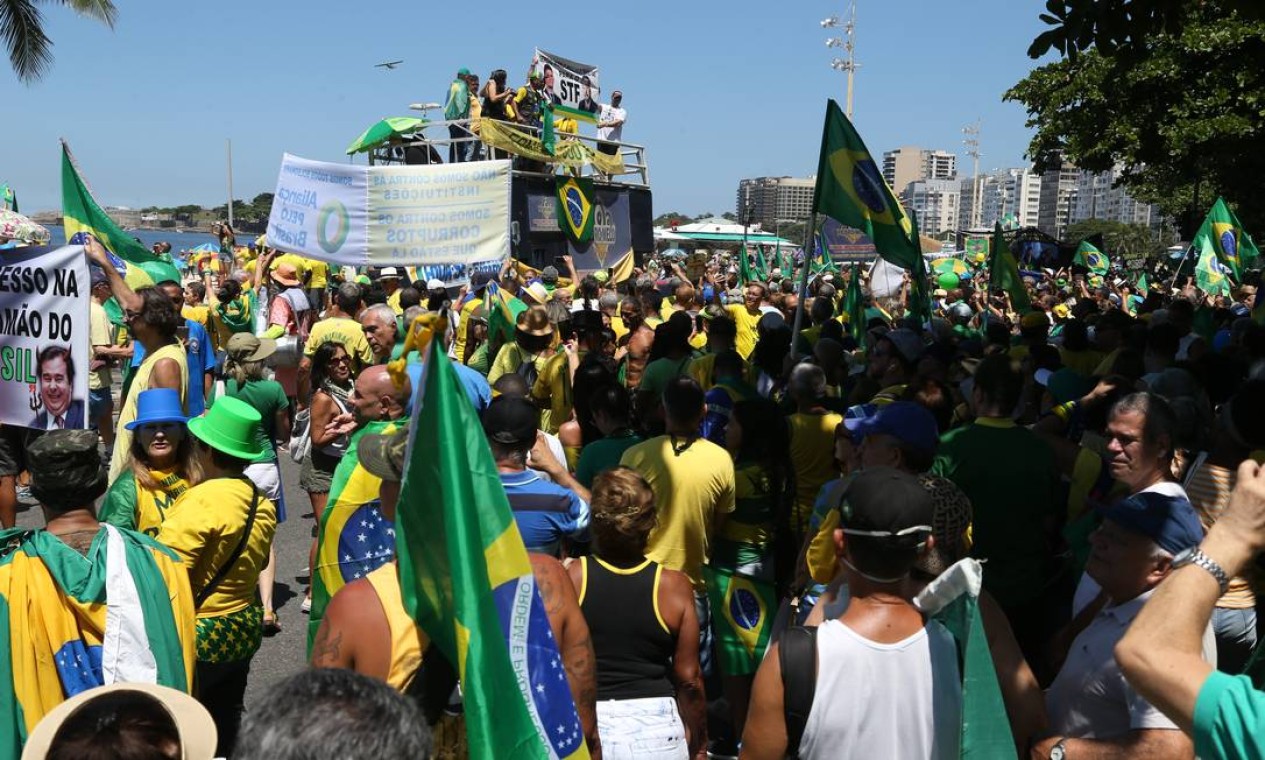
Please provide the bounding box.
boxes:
[88,387,112,422]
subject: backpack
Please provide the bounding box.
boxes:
[780,625,819,758]
[515,350,541,389]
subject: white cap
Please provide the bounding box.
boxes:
[426,278,446,289]
[380,267,401,278]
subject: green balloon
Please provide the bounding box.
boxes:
[937,272,960,290]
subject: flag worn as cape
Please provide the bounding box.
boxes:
[307,420,401,652]
[1191,197,1260,282]
[703,566,776,676]
[1073,240,1109,276]
[61,142,163,286]
[397,337,590,759]
[0,527,195,760]
[811,99,921,270]
[988,223,1031,313]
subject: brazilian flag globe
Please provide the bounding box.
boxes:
[812,100,921,270]
[555,176,594,245]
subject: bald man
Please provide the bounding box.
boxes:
[323,365,413,443]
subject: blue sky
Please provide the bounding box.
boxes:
[2,0,1050,217]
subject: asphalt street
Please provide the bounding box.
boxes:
[16,453,314,710]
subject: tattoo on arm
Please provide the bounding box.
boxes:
[537,573,565,616]
[564,634,600,755]
[311,627,344,667]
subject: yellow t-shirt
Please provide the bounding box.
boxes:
[99,468,192,538]
[181,305,210,333]
[688,353,719,390]
[303,258,330,289]
[158,477,278,618]
[532,351,573,435]
[110,343,188,484]
[452,297,483,363]
[619,436,736,589]
[610,316,630,342]
[303,315,375,369]
[386,289,403,315]
[488,343,550,386]
[89,300,113,391]
[273,253,312,283]
[725,304,761,360]
[788,412,843,532]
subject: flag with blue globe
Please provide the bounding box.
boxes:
[555,176,594,244]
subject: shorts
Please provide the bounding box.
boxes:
[595,697,688,760]
[244,461,286,523]
[300,447,341,494]
[88,387,113,422]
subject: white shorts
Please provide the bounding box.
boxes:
[595,696,688,760]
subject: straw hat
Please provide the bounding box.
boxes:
[516,305,555,338]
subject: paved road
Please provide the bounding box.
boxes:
[15,454,314,709]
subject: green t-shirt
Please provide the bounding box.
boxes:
[575,432,643,488]
[1194,670,1265,760]
[221,378,290,463]
[638,355,693,396]
[930,418,1059,607]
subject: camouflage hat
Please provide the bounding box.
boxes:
[28,430,107,508]
[358,426,409,483]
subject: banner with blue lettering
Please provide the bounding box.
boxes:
[266,154,511,272]
[0,245,90,430]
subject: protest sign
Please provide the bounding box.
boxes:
[531,49,600,124]
[0,245,89,430]
[267,155,511,277]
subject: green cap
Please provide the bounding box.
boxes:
[188,396,265,461]
[458,67,470,76]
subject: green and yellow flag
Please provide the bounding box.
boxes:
[0,527,195,759]
[906,210,932,326]
[843,264,865,342]
[703,566,776,676]
[1073,240,1109,276]
[738,244,758,286]
[1191,197,1259,282]
[61,142,162,285]
[811,99,920,270]
[1136,272,1149,293]
[555,176,595,245]
[397,338,589,759]
[1194,234,1233,297]
[988,223,1031,313]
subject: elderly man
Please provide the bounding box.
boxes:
[307,365,412,649]
[359,303,401,365]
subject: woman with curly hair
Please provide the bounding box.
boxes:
[565,466,705,759]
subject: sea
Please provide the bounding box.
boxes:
[43,224,248,253]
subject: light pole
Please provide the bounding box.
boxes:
[962,121,981,229]
[822,1,859,118]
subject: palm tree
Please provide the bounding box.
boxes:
[2,0,117,84]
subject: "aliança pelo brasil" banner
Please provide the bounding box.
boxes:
[266,155,511,277]
[0,244,90,431]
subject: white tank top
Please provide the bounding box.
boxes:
[798,618,963,760]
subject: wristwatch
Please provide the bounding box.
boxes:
[1049,738,1067,760]
[1172,547,1230,595]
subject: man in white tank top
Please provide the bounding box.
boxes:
[741,468,962,759]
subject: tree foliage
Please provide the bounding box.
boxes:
[1027,0,1263,60]
[3,0,117,83]
[1006,2,1265,237]
[1064,219,1169,262]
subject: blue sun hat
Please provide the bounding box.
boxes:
[125,388,190,430]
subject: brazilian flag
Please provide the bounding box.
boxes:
[1195,234,1233,297]
[843,264,865,342]
[988,222,1031,313]
[307,420,402,652]
[737,244,758,286]
[906,210,932,326]
[1191,197,1259,282]
[811,99,920,270]
[703,566,776,676]
[556,176,595,245]
[397,336,590,759]
[1073,240,1109,276]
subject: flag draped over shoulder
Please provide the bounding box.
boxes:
[703,566,776,675]
[812,99,921,270]
[1191,197,1259,282]
[0,527,195,760]
[307,421,401,652]
[914,559,1017,759]
[988,223,1031,314]
[555,176,595,245]
[1073,240,1109,276]
[61,142,162,283]
[397,337,589,759]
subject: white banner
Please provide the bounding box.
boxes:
[0,245,90,430]
[531,49,600,124]
[266,154,511,278]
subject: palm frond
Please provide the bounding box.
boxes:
[1,0,52,83]
[60,0,117,29]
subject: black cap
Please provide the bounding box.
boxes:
[839,467,933,540]
[481,396,539,447]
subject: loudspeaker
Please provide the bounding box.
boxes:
[629,188,654,252]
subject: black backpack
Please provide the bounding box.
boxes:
[515,352,541,389]
[780,625,819,758]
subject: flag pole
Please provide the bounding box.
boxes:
[789,212,819,359]
[1169,243,1192,292]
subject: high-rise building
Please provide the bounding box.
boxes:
[735,176,816,229]
[960,168,1042,230]
[1071,166,1161,229]
[1038,159,1080,240]
[882,147,957,194]
[902,179,960,236]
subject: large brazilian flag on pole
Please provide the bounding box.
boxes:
[61,142,163,280]
[811,99,921,271]
[396,333,589,759]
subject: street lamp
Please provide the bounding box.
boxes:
[820,3,858,118]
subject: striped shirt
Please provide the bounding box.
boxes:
[1186,459,1254,609]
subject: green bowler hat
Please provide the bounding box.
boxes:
[188,396,265,461]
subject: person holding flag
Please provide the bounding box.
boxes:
[1073,240,1110,277]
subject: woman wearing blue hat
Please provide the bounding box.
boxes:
[157,395,278,757]
[98,388,200,537]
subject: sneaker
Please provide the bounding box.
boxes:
[300,596,312,614]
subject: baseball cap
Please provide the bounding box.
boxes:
[849,401,940,456]
[1100,490,1205,556]
[839,467,934,540]
[21,682,217,760]
[481,396,539,446]
[358,427,409,482]
[842,403,878,434]
[541,265,560,283]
